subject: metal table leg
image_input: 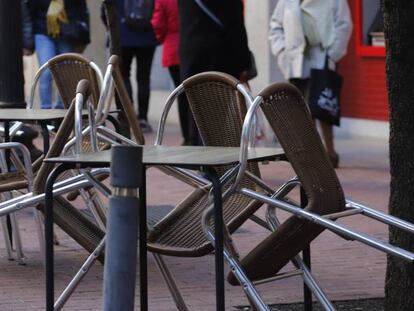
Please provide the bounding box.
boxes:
[203,166,225,311]
[3,121,13,247]
[45,163,74,311]
[40,121,50,154]
[139,167,148,310]
[301,187,312,311]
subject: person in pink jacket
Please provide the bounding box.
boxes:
[152,0,199,145]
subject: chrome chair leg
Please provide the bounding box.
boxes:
[54,237,106,310]
[33,207,45,261]
[78,188,106,230]
[223,248,270,311]
[10,213,25,264]
[1,190,25,264]
[153,253,189,311]
[1,217,13,260]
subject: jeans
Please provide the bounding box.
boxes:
[35,34,73,109]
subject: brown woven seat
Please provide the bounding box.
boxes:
[30,53,101,109]
[221,82,414,311]
[148,72,262,257]
[228,83,346,285]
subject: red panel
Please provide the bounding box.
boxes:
[339,0,388,121]
[354,0,386,57]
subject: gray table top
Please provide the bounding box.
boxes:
[0,109,69,121]
[45,146,284,167]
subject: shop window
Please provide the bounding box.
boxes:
[355,0,385,57]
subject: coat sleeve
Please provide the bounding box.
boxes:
[268,1,286,57]
[21,0,34,50]
[151,0,167,43]
[327,0,353,62]
[227,0,251,73]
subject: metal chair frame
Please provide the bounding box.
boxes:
[0,142,34,263]
[147,72,319,311]
[9,53,103,138]
[221,83,414,310]
[0,54,105,258]
[0,81,108,262]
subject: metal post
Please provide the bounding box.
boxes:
[0,0,27,250]
[300,187,312,311]
[45,163,75,311]
[138,167,148,310]
[103,146,143,311]
[0,0,25,108]
[203,166,225,311]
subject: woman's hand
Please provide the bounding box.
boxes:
[22,48,34,56]
[239,71,249,84]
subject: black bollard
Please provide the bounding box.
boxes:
[103,145,143,311]
[0,0,25,108]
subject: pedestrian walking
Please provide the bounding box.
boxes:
[269,0,352,168]
[106,0,158,133]
[22,0,90,109]
[178,0,251,84]
[178,0,251,145]
[151,0,198,145]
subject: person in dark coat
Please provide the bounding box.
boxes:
[178,0,251,82]
[151,0,198,145]
[113,0,158,133]
[22,0,90,109]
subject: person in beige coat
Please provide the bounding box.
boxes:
[269,0,352,167]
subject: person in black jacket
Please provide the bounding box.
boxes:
[178,0,251,82]
[101,0,158,133]
[22,0,90,109]
[178,0,251,144]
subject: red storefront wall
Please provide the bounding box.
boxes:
[338,0,388,121]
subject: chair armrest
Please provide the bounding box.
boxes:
[95,62,114,125]
[74,79,91,154]
[154,84,184,146]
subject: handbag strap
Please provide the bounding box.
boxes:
[194,0,223,27]
[324,54,330,70]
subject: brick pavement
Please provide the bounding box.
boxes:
[0,127,391,310]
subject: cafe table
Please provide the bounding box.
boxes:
[44,145,284,310]
[0,108,73,153]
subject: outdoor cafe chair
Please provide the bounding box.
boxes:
[0,53,101,260]
[28,53,103,110]
[7,53,102,139]
[0,141,37,263]
[50,62,206,309]
[0,81,107,263]
[223,82,414,310]
[2,54,107,252]
[145,71,289,310]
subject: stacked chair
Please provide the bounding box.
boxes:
[0,142,35,263]
[146,76,414,310]
[147,71,284,310]
[0,53,104,263]
[28,53,103,109]
[223,82,414,310]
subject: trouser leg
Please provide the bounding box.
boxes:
[135,46,156,120]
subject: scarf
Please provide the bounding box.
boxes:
[300,0,335,48]
[47,0,68,38]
